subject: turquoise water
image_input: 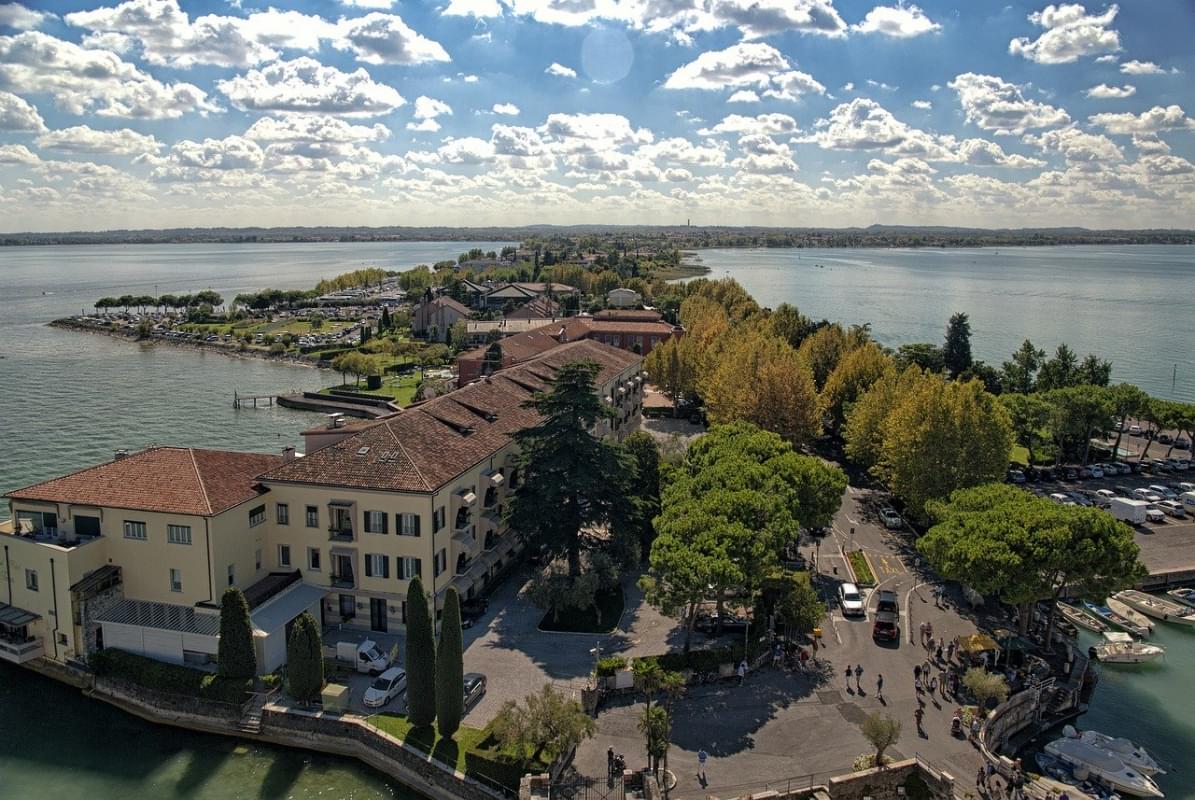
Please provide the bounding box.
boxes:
[698,245,1195,402]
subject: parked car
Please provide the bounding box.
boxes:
[695,612,751,634]
[1145,506,1166,524]
[1007,469,1026,484]
[1175,438,1190,450]
[1087,465,1104,479]
[1130,425,1143,436]
[1133,488,1163,503]
[1148,484,1177,500]
[879,509,904,529]
[1159,433,1173,445]
[873,612,899,641]
[875,590,899,614]
[1038,466,1056,481]
[1049,493,1075,505]
[1112,484,1133,497]
[463,672,487,708]
[1171,459,1190,471]
[1151,459,1172,473]
[1157,500,1187,518]
[1067,492,1092,507]
[1111,462,1132,475]
[1077,466,1092,479]
[1062,467,1078,481]
[1096,489,1119,503]
[839,583,866,617]
[363,667,408,708]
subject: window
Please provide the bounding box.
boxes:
[248,505,266,528]
[305,505,319,528]
[276,503,290,525]
[279,544,291,567]
[308,547,321,571]
[432,506,446,532]
[166,524,191,545]
[398,513,421,537]
[25,569,38,592]
[169,568,182,593]
[255,549,262,571]
[123,520,147,540]
[364,510,388,535]
[433,548,447,577]
[398,556,422,580]
[365,553,389,579]
[227,564,235,586]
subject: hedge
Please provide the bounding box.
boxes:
[634,638,766,674]
[595,656,628,677]
[91,649,252,704]
[847,550,876,586]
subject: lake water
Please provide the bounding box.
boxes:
[696,245,1195,403]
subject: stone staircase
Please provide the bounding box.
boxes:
[237,690,273,735]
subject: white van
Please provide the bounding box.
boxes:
[1182,491,1195,511]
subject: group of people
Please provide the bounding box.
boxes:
[842,663,881,697]
[975,758,1028,799]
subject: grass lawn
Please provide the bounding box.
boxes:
[368,713,541,790]
[321,373,420,405]
[847,550,875,586]
[539,587,624,633]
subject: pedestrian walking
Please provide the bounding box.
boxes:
[914,676,923,699]
[845,664,853,688]
[977,765,987,793]
[947,639,957,663]
[934,586,943,608]
[697,748,708,785]
[935,642,944,663]
[913,664,922,681]
[939,667,948,697]
[924,620,933,644]
[876,673,884,700]
[737,659,748,686]
[914,706,924,732]
[607,747,615,777]
[971,716,982,741]
[919,621,927,644]
[799,648,810,671]
[854,663,863,691]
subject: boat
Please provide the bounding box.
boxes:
[1060,602,1111,633]
[1107,597,1156,635]
[1083,600,1151,638]
[1165,586,1195,608]
[1064,725,1165,776]
[1114,590,1195,626]
[1044,736,1164,797]
[1088,631,1166,664]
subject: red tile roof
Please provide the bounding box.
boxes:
[261,339,642,494]
[7,447,281,516]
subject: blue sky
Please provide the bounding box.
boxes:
[0,0,1192,231]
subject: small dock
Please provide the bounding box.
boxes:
[275,391,399,419]
[233,392,275,409]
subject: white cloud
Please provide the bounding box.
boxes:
[1024,127,1123,162]
[1085,83,1135,99]
[436,137,495,164]
[665,42,823,100]
[1089,104,1195,135]
[912,100,932,110]
[728,90,760,103]
[956,138,1046,168]
[217,58,405,116]
[699,113,798,136]
[0,89,45,132]
[341,0,395,7]
[764,70,826,101]
[1009,3,1120,64]
[545,62,577,78]
[406,118,440,132]
[0,142,40,164]
[0,2,52,30]
[333,12,451,65]
[842,82,855,92]
[492,103,520,116]
[696,0,848,39]
[853,4,941,38]
[413,95,453,120]
[541,112,653,152]
[635,137,726,166]
[490,124,547,157]
[0,31,220,119]
[444,0,503,16]
[808,98,919,150]
[1132,134,1169,155]
[949,72,1070,134]
[163,135,265,170]
[1119,60,1166,75]
[36,125,161,155]
[244,115,389,144]
[1095,54,1117,63]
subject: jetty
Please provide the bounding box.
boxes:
[274,391,399,419]
[233,391,275,409]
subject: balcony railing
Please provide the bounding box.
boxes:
[0,637,44,664]
[330,574,355,589]
[328,527,354,542]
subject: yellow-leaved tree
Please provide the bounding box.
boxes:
[796,323,870,390]
[819,342,895,429]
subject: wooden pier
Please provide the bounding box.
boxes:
[233,391,275,409]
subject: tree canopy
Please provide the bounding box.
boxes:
[217,587,256,679]
[405,576,437,728]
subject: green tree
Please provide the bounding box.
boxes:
[963,668,1009,711]
[622,431,662,557]
[860,713,901,767]
[894,342,945,373]
[638,705,671,775]
[217,587,256,679]
[843,366,926,471]
[769,302,817,348]
[1043,385,1111,465]
[506,361,641,577]
[490,685,597,762]
[796,323,861,390]
[286,611,324,703]
[435,588,464,738]
[644,336,688,412]
[1077,353,1113,387]
[405,576,437,728]
[819,342,894,429]
[1036,344,1079,391]
[1107,383,1150,462]
[942,312,973,377]
[1001,339,1045,394]
[1001,393,1051,466]
[879,378,1013,519]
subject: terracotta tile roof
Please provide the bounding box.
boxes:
[261,340,642,494]
[461,318,591,364]
[585,320,679,335]
[7,447,281,516]
[507,296,563,319]
[427,296,471,316]
[593,309,663,322]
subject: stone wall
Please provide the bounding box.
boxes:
[827,759,954,800]
[262,705,507,800]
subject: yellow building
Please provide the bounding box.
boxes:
[1,339,645,670]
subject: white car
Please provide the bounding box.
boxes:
[1133,488,1163,503]
[363,666,408,708]
[1049,493,1076,505]
[1148,484,1177,500]
[1157,500,1187,518]
[1095,489,1119,505]
[839,582,866,617]
[1145,506,1166,524]
[1112,462,1132,475]
[879,509,904,529]
[1088,465,1105,479]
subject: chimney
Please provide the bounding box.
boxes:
[114,449,129,461]
[282,446,296,462]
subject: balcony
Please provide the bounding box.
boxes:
[328,526,354,542]
[0,637,44,664]
[330,573,355,589]
[1,519,102,551]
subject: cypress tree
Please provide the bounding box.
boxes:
[218,587,256,679]
[436,588,464,738]
[286,612,324,703]
[405,576,436,727]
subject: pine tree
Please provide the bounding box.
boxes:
[435,588,464,738]
[405,577,437,727]
[286,612,324,703]
[218,587,256,679]
[381,306,392,331]
[943,312,973,377]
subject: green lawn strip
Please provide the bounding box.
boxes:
[320,374,419,405]
[538,587,624,633]
[368,713,539,790]
[846,550,876,586]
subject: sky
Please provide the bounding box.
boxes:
[0,0,1192,232]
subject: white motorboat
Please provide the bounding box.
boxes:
[1106,597,1155,635]
[1114,590,1195,626]
[1064,725,1165,776]
[1045,736,1164,797]
[1165,587,1195,608]
[1089,631,1166,664]
[1060,602,1111,633]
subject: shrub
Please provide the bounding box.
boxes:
[847,550,875,585]
[90,649,251,704]
[218,587,256,679]
[595,656,628,677]
[436,588,464,738]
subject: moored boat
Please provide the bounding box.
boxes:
[1044,736,1164,797]
[1106,597,1155,636]
[1089,631,1166,664]
[1060,602,1110,633]
[1064,725,1165,776]
[1165,586,1195,608]
[1084,600,1151,638]
[1114,590,1195,626]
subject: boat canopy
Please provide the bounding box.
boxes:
[1102,631,1134,643]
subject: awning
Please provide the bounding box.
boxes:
[486,471,505,486]
[70,564,121,594]
[459,490,477,506]
[95,599,219,636]
[955,633,1000,654]
[453,530,477,550]
[328,499,355,507]
[330,547,356,558]
[251,583,329,635]
[0,603,40,628]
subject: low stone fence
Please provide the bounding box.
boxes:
[87,677,243,733]
[978,685,1043,778]
[262,704,509,800]
[691,758,955,800]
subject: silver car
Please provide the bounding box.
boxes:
[463,672,487,708]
